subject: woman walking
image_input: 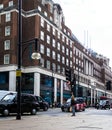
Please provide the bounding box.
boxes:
[71,95,76,116]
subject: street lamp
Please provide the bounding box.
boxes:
[31,52,41,60]
[16,0,41,120]
[16,0,22,120]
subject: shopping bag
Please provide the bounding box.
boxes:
[70,107,72,112]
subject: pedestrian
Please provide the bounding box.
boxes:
[71,95,76,116]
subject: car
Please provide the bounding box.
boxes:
[0,92,40,116]
[61,97,86,112]
[0,90,16,101]
[96,100,111,109]
[35,96,49,111]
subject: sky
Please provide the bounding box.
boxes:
[53,0,112,67]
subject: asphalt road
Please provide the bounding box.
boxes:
[0,107,112,130]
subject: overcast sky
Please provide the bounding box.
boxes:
[53,0,112,67]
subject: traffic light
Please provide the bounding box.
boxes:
[106,81,111,90]
[71,74,76,86]
[65,68,71,82]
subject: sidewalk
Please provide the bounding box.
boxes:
[0,108,112,130]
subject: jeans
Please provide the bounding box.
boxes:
[72,105,75,115]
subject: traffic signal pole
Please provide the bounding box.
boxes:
[65,68,76,96]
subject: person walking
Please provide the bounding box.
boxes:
[71,95,76,116]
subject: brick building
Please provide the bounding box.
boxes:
[0,0,112,106]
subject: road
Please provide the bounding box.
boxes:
[38,107,112,116]
[0,107,112,130]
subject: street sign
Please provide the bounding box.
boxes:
[16,70,21,77]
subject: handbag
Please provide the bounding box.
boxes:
[70,107,72,112]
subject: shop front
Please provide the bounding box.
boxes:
[0,72,9,90]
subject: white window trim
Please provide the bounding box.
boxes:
[4,54,10,64]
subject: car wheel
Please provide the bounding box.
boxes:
[83,107,85,111]
[64,108,68,112]
[44,106,48,111]
[31,108,37,115]
[3,109,9,116]
[61,108,64,112]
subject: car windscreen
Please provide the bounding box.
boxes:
[66,99,71,103]
[1,93,16,103]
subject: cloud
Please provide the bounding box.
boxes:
[53,0,112,67]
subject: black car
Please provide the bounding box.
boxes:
[35,96,49,111]
[0,92,40,116]
[0,90,16,101]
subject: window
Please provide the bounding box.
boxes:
[82,62,83,67]
[68,32,70,36]
[52,51,55,59]
[64,29,66,33]
[66,38,69,45]
[9,1,13,6]
[41,18,44,27]
[58,32,60,39]
[44,11,47,17]
[70,40,72,48]
[40,31,44,41]
[47,24,50,32]
[50,16,53,21]
[70,51,72,58]
[57,42,60,50]
[4,54,10,64]
[62,67,65,75]
[66,48,69,55]
[47,48,50,57]
[57,54,60,62]
[5,26,10,36]
[47,35,50,44]
[62,45,65,53]
[38,6,41,11]
[66,59,69,66]
[40,58,44,67]
[4,40,10,50]
[76,49,78,56]
[57,65,61,73]
[6,12,11,22]
[40,44,44,54]
[70,61,72,68]
[52,63,56,71]
[49,5,53,13]
[76,59,78,64]
[62,56,65,64]
[46,60,50,69]
[73,57,75,63]
[0,4,3,9]
[62,35,65,42]
[52,28,55,36]
[52,39,56,47]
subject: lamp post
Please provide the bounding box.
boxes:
[77,66,79,97]
[51,65,54,108]
[16,0,22,120]
[16,0,41,120]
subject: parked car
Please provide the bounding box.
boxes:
[35,96,49,111]
[61,97,86,112]
[96,100,110,109]
[0,92,40,116]
[0,90,16,101]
